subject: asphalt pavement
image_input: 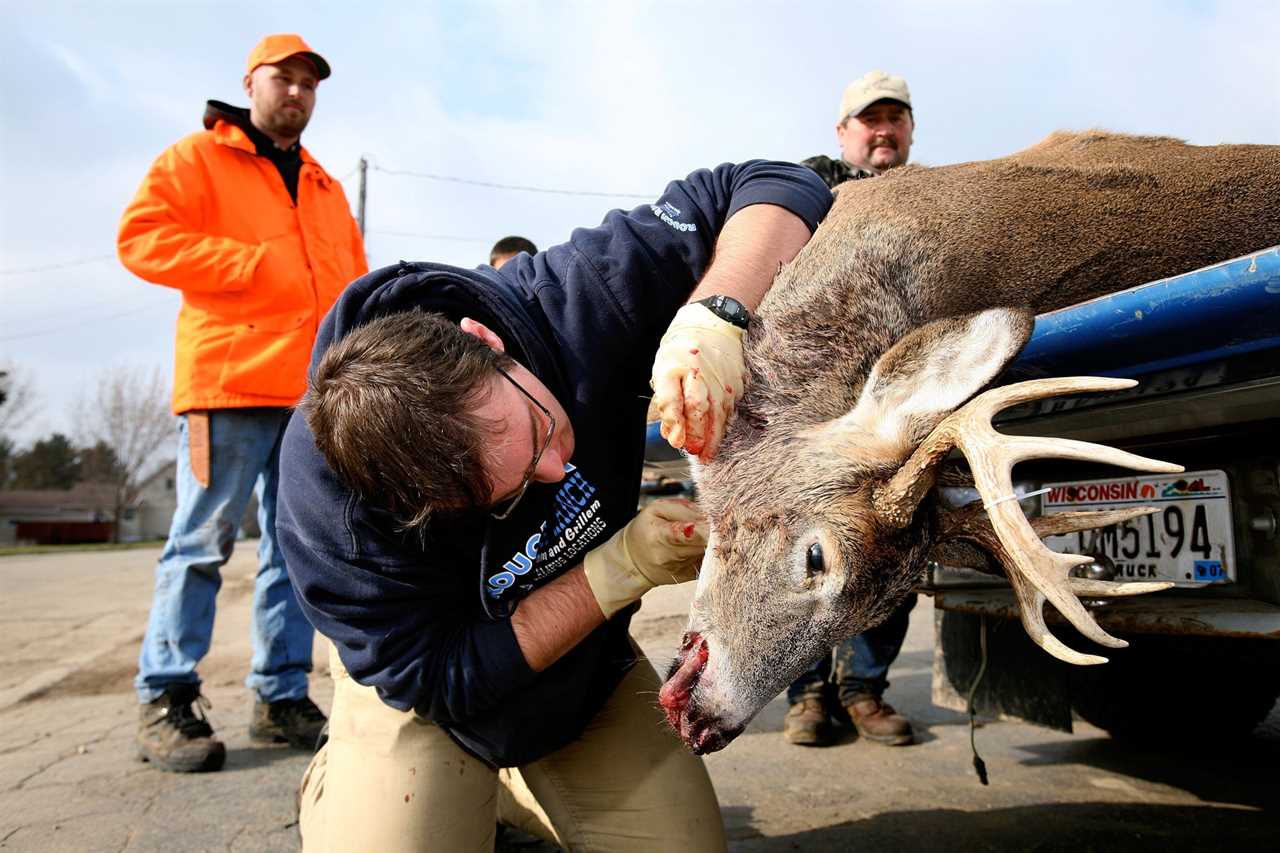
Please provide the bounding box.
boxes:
[1,544,1276,851]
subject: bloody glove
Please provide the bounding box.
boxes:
[583,498,706,618]
[650,303,746,461]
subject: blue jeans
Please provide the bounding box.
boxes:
[135,409,314,704]
[787,594,917,707]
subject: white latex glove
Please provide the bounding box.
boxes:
[583,498,707,618]
[650,303,746,461]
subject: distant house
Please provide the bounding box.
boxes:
[127,462,180,542]
[121,461,260,540]
[0,462,179,546]
[0,482,122,546]
[0,460,266,547]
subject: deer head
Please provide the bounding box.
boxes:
[658,306,1180,753]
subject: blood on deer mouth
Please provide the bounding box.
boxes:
[658,632,744,754]
[659,632,707,720]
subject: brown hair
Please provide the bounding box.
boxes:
[303,310,512,527]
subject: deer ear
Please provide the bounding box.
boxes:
[842,307,1035,448]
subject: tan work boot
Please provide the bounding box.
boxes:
[136,684,226,773]
[249,696,328,750]
[783,698,835,746]
[845,694,914,746]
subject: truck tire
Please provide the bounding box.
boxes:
[1069,635,1280,743]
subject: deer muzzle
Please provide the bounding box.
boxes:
[658,631,745,754]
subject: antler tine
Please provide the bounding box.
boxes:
[874,377,1172,529]
[1069,579,1173,596]
[984,488,1130,654]
[916,376,1184,665]
[943,505,1175,598]
[1007,435,1183,472]
[1004,571,1109,666]
[1039,513,1173,594]
[1029,506,1157,536]
[946,504,1158,543]
[969,376,1139,413]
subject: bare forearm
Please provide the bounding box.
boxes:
[509,565,605,672]
[689,204,813,310]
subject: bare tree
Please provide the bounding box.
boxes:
[73,365,174,542]
[0,359,39,437]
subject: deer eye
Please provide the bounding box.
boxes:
[805,542,825,575]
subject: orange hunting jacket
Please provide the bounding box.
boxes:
[118,119,367,414]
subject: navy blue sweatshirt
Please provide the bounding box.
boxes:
[276,160,831,767]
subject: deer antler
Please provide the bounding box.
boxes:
[873,377,1182,665]
[941,503,1174,596]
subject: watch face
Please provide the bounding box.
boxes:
[700,295,750,328]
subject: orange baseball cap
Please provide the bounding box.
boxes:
[246,34,331,80]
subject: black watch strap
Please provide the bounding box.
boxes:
[695,295,751,330]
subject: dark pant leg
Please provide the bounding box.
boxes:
[786,650,833,705]
[833,594,917,704]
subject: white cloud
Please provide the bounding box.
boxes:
[40,38,111,102]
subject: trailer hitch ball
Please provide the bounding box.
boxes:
[1070,553,1118,583]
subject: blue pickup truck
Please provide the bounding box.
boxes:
[926,245,1280,740]
[645,245,1280,741]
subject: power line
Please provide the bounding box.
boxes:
[369,229,491,244]
[371,164,653,200]
[336,160,362,183]
[3,161,649,277]
[1,254,116,276]
[9,292,153,327]
[0,303,170,344]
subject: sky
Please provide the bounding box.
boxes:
[1,0,1278,449]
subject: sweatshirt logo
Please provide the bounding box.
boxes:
[486,464,606,599]
[651,200,697,233]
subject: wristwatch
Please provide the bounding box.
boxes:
[696,294,751,329]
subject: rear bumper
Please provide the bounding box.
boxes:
[932,587,1280,640]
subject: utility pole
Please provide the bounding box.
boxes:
[357,156,368,238]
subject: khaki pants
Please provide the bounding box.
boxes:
[299,643,726,852]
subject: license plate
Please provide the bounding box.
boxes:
[1040,469,1235,587]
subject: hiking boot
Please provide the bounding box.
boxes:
[783,698,835,746]
[136,684,226,773]
[249,696,328,749]
[845,694,914,746]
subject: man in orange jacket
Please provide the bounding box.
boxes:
[118,34,367,773]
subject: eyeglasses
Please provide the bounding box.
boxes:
[489,367,557,520]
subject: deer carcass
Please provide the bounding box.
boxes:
[659,131,1280,754]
